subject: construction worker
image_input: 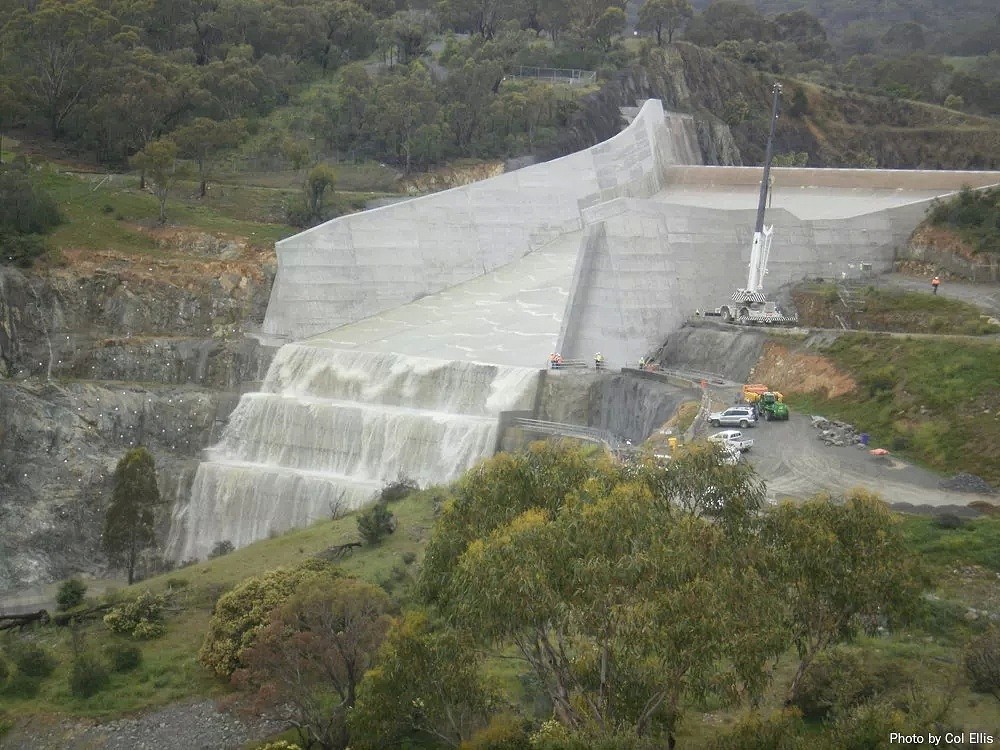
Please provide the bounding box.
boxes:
[931,275,941,295]
[594,352,605,370]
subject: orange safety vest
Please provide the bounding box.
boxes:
[932,277,940,286]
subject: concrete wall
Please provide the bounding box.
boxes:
[261,101,703,342]
[557,193,949,364]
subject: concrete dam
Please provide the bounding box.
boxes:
[166,100,1000,560]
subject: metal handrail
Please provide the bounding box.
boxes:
[513,418,622,450]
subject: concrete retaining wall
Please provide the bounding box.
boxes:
[261,101,703,342]
[557,194,946,364]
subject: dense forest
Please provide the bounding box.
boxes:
[1,0,996,175]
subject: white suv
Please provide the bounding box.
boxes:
[708,406,758,428]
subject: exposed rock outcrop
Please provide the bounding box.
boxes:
[0,235,278,591]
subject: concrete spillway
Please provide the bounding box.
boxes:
[166,99,1000,559]
[166,349,538,560]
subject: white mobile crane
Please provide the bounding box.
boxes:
[709,83,797,325]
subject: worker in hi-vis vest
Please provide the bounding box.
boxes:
[931,275,941,295]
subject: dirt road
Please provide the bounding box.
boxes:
[883,272,1000,315]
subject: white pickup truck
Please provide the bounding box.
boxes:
[708,429,754,452]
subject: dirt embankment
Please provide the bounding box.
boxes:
[749,341,857,399]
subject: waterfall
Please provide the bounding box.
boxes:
[167,346,540,560]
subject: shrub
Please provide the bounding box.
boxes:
[932,513,966,530]
[964,626,1000,697]
[402,551,417,565]
[707,708,809,750]
[209,540,235,559]
[380,477,419,504]
[69,654,110,699]
[103,590,166,639]
[2,673,40,698]
[199,558,339,678]
[357,501,396,546]
[56,578,88,611]
[104,642,142,673]
[461,714,531,750]
[256,742,302,750]
[0,231,48,268]
[9,641,55,679]
[792,648,897,720]
[0,657,8,684]
[0,169,63,235]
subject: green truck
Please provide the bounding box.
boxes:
[759,392,789,421]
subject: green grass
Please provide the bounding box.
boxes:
[794,284,997,335]
[900,515,1000,573]
[32,167,296,257]
[785,335,1000,483]
[2,490,438,720]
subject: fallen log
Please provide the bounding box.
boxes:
[0,609,51,630]
[0,603,116,630]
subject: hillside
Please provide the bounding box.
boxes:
[554,42,1000,169]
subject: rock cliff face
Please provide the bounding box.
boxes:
[0,235,277,591]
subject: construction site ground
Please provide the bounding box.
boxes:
[688,272,1000,513]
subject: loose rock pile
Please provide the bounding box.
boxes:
[810,415,862,447]
[939,472,996,495]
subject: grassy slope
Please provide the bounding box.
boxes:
[5,490,999,745]
[2,491,437,720]
[782,285,1000,483]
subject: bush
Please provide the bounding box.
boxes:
[2,673,40,698]
[708,708,809,750]
[103,590,166,639]
[69,654,110,699]
[792,648,897,720]
[0,169,63,235]
[256,742,302,750]
[56,578,88,611]
[964,626,1000,697]
[0,657,8,684]
[9,641,56,679]
[461,713,531,749]
[209,540,235,559]
[932,513,966,530]
[199,558,339,678]
[104,642,142,673]
[380,477,419,504]
[0,230,48,268]
[357,501,396,546]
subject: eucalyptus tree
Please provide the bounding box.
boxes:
[420,442,784,747]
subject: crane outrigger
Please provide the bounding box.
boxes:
[710,83,798,325]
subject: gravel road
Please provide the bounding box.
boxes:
[883,273,1000,315]
[725,410,996,511]
[0,700,286,750]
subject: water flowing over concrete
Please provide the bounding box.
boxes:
[167,348,539,560]
[168,98,999,559]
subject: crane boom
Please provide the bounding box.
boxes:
[744,83,781,295]
[707,81,797,324]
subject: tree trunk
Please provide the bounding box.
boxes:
[657,26,663,45]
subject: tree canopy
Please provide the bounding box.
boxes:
[102,446,161,585]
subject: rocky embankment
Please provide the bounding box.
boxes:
[0,233,276,591]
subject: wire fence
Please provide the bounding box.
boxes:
[507,66,597,85]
